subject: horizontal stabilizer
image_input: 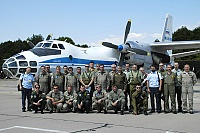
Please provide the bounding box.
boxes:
[150,40,200,50]
[172,50,200,58]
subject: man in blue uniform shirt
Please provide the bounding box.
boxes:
[19,67,35,112]
[146,65,162,113]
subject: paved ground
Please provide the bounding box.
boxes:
[0,79,200,133]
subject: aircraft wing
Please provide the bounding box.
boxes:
[150,40,200,50]
[172,50,200,58]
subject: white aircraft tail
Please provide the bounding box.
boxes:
[161,14,173,42]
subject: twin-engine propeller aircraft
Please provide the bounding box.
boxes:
[2,14,200,78]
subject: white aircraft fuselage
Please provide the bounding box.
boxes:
[2,14,200,78]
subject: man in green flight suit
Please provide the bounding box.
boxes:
[63,85,77,112]
[180,64,197,114]
[163,64,177,114]
[46,84,64,113]
[92,84,108,114]
[132,85,148,115]
[51,66,65,92]
[127,64,143,112]
[107,85,126,115]
[35,66,51,94]
[64,67,78,92]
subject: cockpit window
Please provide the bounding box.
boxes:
[8,61,17,67]
[29,61,37,66]
[19,61,28,66]
[35,43,43,47]
[16,55,26,60]
[58,44,65,49]
[42,43,51,48]
[52,44,58,49]
[6,58,15,63]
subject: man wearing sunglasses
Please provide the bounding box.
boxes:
[132,85,148,115]
[30,84,46,114]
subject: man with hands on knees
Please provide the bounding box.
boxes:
[107,85,126,115]
[46,84,64,113]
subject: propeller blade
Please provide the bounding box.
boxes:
[127,47,148,55]
[27,40,35,48]
[46,33,52,40]
[102,42,118,49]
[124,19,131,44]
[118,53,126,66]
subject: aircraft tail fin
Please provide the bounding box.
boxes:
[161,14,173,42]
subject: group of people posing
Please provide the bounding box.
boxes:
[19,61,197,115]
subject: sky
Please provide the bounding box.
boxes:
[0,0,200,46]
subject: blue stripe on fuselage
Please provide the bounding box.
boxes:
[39,57,117,65]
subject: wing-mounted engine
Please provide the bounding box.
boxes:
[102,20,148,66]
[151,51,170,65]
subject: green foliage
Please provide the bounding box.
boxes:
[27,34,44,45]
[172,26,200,61]
[57,36,88,48]
[57,36,75,45]
[0,39,30,60]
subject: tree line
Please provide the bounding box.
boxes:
[0,26,200,67]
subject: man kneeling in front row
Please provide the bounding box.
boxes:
[63,85,77,112]
[76,85,91,113]
[46,84,64,113]
[132,85,148,115]
[107,85,125,115]
[30,84,46,114]
[92,84,108,114]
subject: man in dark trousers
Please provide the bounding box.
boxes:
[76,85,91,113]
[30,84,46,114]
[19,66,35,112]
[146,65,162,113]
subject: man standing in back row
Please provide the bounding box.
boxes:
[19,66,35,112]
[180,64,197,114]
[35,66,51,94]
[95,64,110,92]
[163,64,177,114]
[51,66,65,92]
[172,62,183,112]
[146,65,162,113]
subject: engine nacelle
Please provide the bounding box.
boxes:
[125,53,145,65]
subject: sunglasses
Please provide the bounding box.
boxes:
[35,87,40,89]
[136,87,141,89]
[54,88,58,89]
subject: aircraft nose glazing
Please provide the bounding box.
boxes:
[2,57,18,77]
